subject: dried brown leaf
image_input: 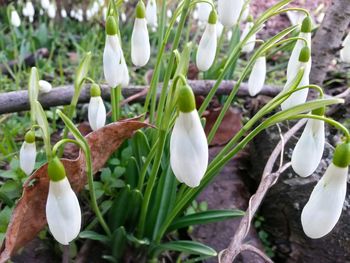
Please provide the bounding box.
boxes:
[0,119,148,262]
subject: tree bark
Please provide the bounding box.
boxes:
[310,0,350,86]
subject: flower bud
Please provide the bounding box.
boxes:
[46,157,81,245]
[170,86,208,187]
[39,80,52,93]
[196,11,217,71]
[248,56,266,96]
[88,84,106,131]
[301,16,312,33]
[10,9,21,27]
[20,130,36,176]
[218,0,244,27]
[131,1,150,67]
[241,21,256,54]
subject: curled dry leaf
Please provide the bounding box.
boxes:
[0,119,149,263]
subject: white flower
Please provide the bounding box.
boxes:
[241,22,255,53]
[103,35,122,87]
[23,2,35,20]
[241,4,250,22]
[131,18,150,67]
[146,0,157,27]
[196,1,212,23]
[196,23,217,71]
[20,141,36,175]
[218,0,244,28]
[340,33,350,63]
[61,8,67,18]
[292,119,325,177]
[170,111,208,188]
[88,96,106,131]
[41,0,50,10]
[46,177,81,245]
[47,3,56,19]
[11,10,21,27]
[216,22,224,38]
[39,80,52,93]
[301,163,348,239]
[248,56,266,96]
[287,11,306,26]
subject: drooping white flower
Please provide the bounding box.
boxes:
[241,4,250,22]
[196,0,212,23]
[248,56,266,96]
[19,131,36,176]
[196,10,217,71]
[287,11,306,27]
[241,20,255,53]
[41,0,50,10]
[281,46,311,110]
[38,80,52,93]
[146,0,157,27]
[292,119,325,177]
[46,158,81,245]
[340,33,350,63]
[61,8,67,18]
[131,1,150,67]
[47,3,56,19]
[218,0,244,28]
[88,84,106,131]
[170,86,208,188]
[10,9,21,27]
[23,1,35,22]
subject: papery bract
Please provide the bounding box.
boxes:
[248,56,266,96]
[292,119,325,177]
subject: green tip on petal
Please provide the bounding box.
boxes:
[299,46,310,62]
[90,84,101,97]
[25,130,35,143]
[177,85,196,113]
[208,10,217,24]
[333,142,350,168]
[311,107,325,116]
[301,16,312,33]
[247,15,254,23]
[48,157,67,182]
[136,1,146,19]
[106,16,118,35]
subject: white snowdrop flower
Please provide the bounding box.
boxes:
[39,9,44,16]
[281,46,311,110]
[248,56,266,96]
[292,118,325,177]
[102,7,107,21]
[287,11,306,27]
[340,33,350,63]
[61,8,67,18]
[20,131,36,176]
[216,22,224,38]
[287,17,312,82]
[41,0,50,10]
[241,19,255,53]
[46,157,81,245]
[120,53,130,87]
[146,0,157,27]
[316,12,325,24]
[92,2,99,13]
[241,4,250,22]
[167,9,172,18]
[10,9,21,27]
[196,0,212,23]
[170,86,208,188]
[98,0,105,6]
[196,10,217,71]
[23,1,35,21]
[301,142,350,239]
[218,0,244,28]
[88,84,106,131]
[86,9,92,20]
[47,3,56,19]
[131,1,150,67]
[121,12,127,23]
[38,80,52,93]
[103,16,128,87]
[70,9,75,18]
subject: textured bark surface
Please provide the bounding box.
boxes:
[310,0,350,86]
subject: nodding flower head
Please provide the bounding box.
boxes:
[20,130,36,176]
[88,84,106,131]
[218,0,244,28]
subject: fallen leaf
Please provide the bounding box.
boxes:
[0,119,148,263]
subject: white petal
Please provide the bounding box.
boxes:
[218,0,244,28]
[41,0,50,10]
[241,22,255,53]
[301,163,348,239]
[292,120,325,177]
[120,52,130,87]
[287,11,306,26]
[248,56,266,96]
[88,96,106,131]
[131,18,150,67]
[340,33,350,63]
[146,0,158,27]
[46,177,81,245]
[103,35,123,87]
[216,22,224,38]
[11,10,21,27]
[196,24,217,71]
[197,1,212,22]
[20,142,36,175]
[241,5,250,21]
[281,61,311,110]
[39,80,52,93]
[170,111,209,188]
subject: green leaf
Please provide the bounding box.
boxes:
[74,51,91,90]
[79,231,109,243]
[111,227,127,260]
[168,210,244,232]
[125,157,139,188]
[34,101,52,158]
[152,241,217,258]
[132,130,150,167]
[108,185,131,231]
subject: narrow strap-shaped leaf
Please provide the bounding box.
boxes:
[168,209,244,232]
[79,230,110,244]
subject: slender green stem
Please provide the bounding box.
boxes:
[52,139,79,156]
[111,85,122,122]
